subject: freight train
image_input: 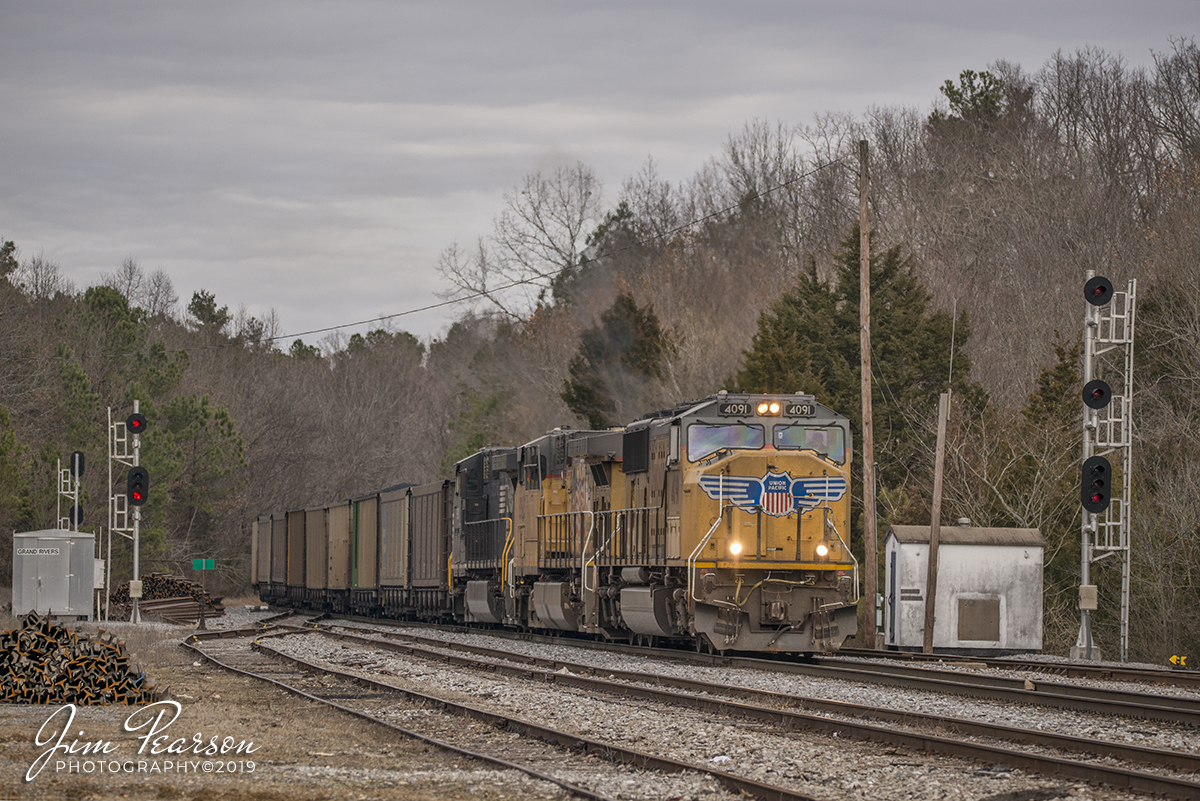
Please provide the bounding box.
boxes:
[253,392,859,653]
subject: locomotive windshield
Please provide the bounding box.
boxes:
[687,423,764,461]
[773,424,846,464]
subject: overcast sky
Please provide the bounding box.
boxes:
[1,2,1193,345]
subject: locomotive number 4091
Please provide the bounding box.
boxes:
[718,402,754,416]
[718,401,816,417]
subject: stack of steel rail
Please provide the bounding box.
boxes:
[0,612,161,704]
[108,572,224,624]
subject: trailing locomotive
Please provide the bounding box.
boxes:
[253,392,859,653]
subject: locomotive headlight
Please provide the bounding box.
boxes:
[729,541,743,556]
[815,542,829,557]
[756,401,782,416]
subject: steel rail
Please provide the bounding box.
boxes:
[309,623,1200,773]
[308,613,1200,727]
[834,647,1200,690]
[304,625,1200,787]
[184,633,825,801]
[791,655,1200,723]
[181,635,613,801]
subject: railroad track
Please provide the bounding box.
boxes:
[182,628,826,801]
[787,655,1200,726]
[834,647,1200,691]
[287,622,1200,800]
[307,611,1200,727]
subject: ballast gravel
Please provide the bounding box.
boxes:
[326,620,1200,756]
[264,625,1172,800]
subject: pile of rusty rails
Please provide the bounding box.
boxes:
[0,612,161,705]
[108,572,225,625]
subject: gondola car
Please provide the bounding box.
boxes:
[256,392,859,653]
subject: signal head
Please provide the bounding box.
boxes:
[126,466,150,507]
[1084,276,1114,306]
[126,413,147,435]
[1082,379,1112,410]
[1080,455,1111,514]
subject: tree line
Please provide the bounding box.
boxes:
[2,39,1198,661]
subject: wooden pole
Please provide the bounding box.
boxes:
[859,139,877,649]
[923,392,950,654]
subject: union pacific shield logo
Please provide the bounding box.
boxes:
[697,472,848,517]
[760,472,794,516]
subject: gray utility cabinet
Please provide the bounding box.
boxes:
[884,523,1045,655]
[12,529,96,620]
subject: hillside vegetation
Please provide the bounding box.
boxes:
[2,43,1199,661]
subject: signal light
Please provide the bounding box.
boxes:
[1082,379,1111,409]
[1080,456,1111,514]
[126,413,147,434]
[127,466,150,507]
[1084,276,1113,306]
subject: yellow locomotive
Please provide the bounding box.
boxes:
[460,391,858,652]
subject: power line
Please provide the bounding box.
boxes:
[4,155,851,361]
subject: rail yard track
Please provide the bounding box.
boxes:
[309,611,1200,726]
[832,647,1200,691]
[183,626,822,801]
[187,616,1200,800]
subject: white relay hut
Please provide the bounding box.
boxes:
[883,522,1045,655]
[12,529,96,621]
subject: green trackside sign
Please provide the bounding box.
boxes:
[192,558,215,570]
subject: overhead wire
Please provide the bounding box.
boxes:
[3,155,852,362]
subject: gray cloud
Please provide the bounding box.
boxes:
[0,1,1192,341]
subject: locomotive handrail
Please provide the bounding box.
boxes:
[496,517,514,594]
[578,505,661,591]
[578,511,598,592]
[822,504,859,601]
[536,509,593,563]
[583,514,622,593]
[462,516,513,563]
[688,473,726,604]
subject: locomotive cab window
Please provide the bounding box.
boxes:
[687,423,764,462]
[773,424,846,464]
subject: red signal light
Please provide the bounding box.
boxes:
[1081,456,1111,513]
[127,466,150,507]
[1084,276,1114,307]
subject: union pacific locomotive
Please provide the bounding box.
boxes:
[253,392,859,653]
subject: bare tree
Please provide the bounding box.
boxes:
[1150,38,1200,166]
[102,257,144,303]
[143,269,179,318]
[438,163,603,322]
[14,253,75,300]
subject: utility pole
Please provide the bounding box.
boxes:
[859,139,878,649]
[923,392,950,654]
